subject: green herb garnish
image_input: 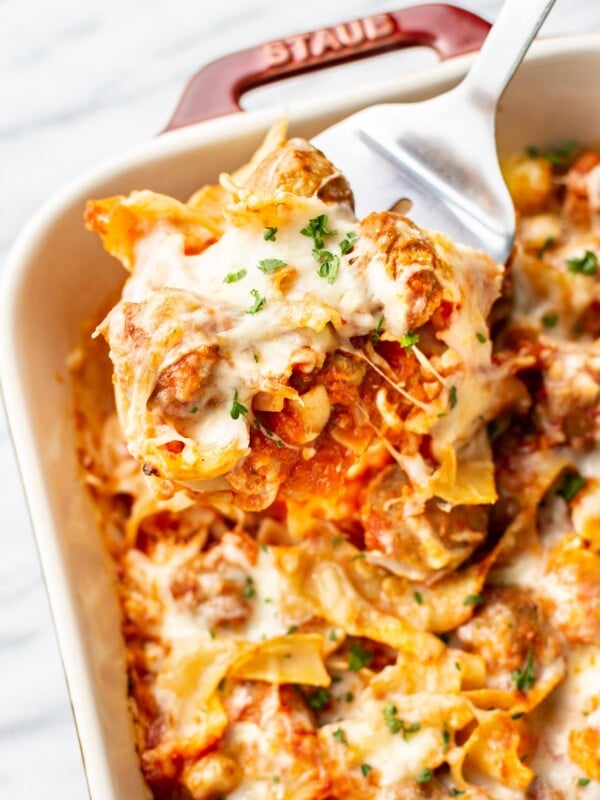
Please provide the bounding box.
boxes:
[416,767,433,784]
[332,727,348,745]
[557,473,586,501]
[340,231,358,254]
[263,226,278,241]
[414,591,423,605]
[476,332,487,343]
[257,258,287,274]
[538,236,555,258]
[348,642,373,672]
[464,594,485,606]
[442,723,450,754]
[246,288,267,314]
[399,331,420,355]
[230,390,248,420]
[307,687,330,710]
[541,312,559,328]
[577,778,591,787]
[315,250,340,284]
[360,763,373,777]
[567,250,598,276]
[371,315,385,345]
[301,214,338,249]
[383,702,421,739]
[224,268,247,283]
[512,647,535,692]
[243,576,256,598]
[449,386,458,409]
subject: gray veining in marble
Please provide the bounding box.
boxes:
[1,0,600,797]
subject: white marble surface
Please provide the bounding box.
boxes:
[1,0,600,797]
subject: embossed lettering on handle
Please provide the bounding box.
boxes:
[164,4,491,130]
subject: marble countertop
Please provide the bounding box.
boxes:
[2,0,600,797]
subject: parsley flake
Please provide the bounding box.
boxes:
[416,767,433,784]
[371,315,385,345]
[527,139,578,167]
[257,258,287,274]
[399,331,420,355]
[567,250,598,276]
[450,790,466,797]
[476,332,487,343]
[315,250,340,284]
[449,386,458,409]
[286,625,299,635]
[541,312,559,328]
[464,594,485,606]
[360,763,373,777]
[224,268,247,283]
[577,778,591,787]
[272,776,281,784]
[243,576,256,598]
[329,629,338,642]
[307,687,330,710]
[230,390,248,420]
[383,702,421,739]
[413,591,423,605]
[558,473,586,501]
[442,723,450,754]
[332,727,348,746]
[263,226,278,241]
[246,288,266,314]
[340,231,358,254]
[538,236,555,258]
[348,642,373,672]
[512,647,536,692]
[301,214,337,249]
[189,406,198,414]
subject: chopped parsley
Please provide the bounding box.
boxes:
[306,687,330,710]
[442,723,450,754]
[329,629,338,641]
[541,311,559,328]
[263,226,278,241]
[252,352,259,363]
[243,576,256,598]
[449,385,458,409]
[399,330,420,355]
[567,250,598,276]
[348,642,373,672]
[383,702,421,739]
[246,288,267,314]
[558,472,586,501]
[464,594,485,606]
[315,250,340,284]
[371,315,385,345]
[345,691,354,703]
[286,625,299,635]
[450,790,466,797]
[189,406,198,414]
[416,767,433,784]
[511,712,525,720]
[224,268,247,283]
[526,139,578,167]
[332,727,348,746]
[209,628,216,640]
[257,257,287,274]
[413,591,423,605]
[301,214,338,249]
[577,778,591,787]
[260,543,268,552]
[272,776,281,784]
[512,647,535,692]
[340,230,358,254]
[538,236,555,258]
[360,763,373,777]
[230,390,248,420]
[476,331,487,343]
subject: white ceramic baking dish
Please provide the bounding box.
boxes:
[2,4,600,797]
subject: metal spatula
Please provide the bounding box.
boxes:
[312,0,556,264]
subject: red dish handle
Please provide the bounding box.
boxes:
[164,4,490,131]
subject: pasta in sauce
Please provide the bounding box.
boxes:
[72,123,600,799]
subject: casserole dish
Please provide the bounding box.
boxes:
[2,5,600,797]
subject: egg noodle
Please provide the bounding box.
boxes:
[71,122,600,799]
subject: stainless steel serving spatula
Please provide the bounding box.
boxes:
[312,0,557,264]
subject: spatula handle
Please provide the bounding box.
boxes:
[459,0,556,110]
[164,4,490,130]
